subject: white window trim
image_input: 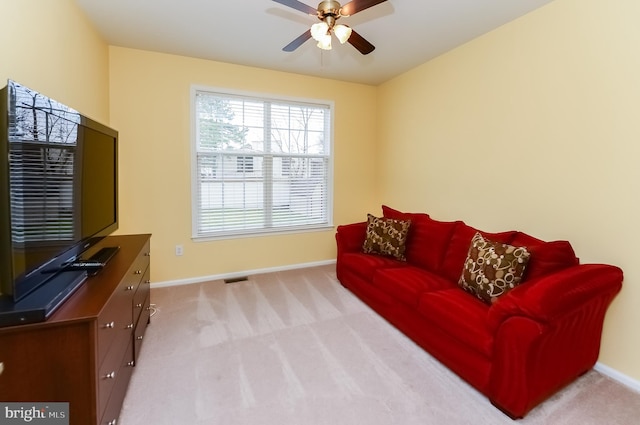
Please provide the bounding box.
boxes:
[190,85,334,241]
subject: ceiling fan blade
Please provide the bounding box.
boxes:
[347,29,375,55]
[340,0,387,16]
[272,0,317,15]
[283,29,312,52]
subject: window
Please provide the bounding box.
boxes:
[192,88,333,239]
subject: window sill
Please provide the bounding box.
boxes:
[192,224,335,242]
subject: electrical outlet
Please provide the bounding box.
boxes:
[175,245,184,256]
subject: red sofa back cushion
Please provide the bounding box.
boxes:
[511,232,579,280]
[439,222,518,282]
[381,206,580,282]
[382,205,457,272]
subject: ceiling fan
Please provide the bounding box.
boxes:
[273,0,388,55]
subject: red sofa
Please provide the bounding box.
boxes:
[335,205,623,418]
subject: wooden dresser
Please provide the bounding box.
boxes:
[0,234,151,425]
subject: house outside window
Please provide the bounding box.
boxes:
[236,156,254,173]
[191,87,333,239]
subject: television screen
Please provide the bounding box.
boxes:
[0,80,118,302]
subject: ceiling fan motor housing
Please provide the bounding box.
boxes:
[317,0,343,31]
[318,0,342,18]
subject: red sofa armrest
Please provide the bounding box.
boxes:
[335,222,367,255]
[486,264,623,417]
[487,264,623,331]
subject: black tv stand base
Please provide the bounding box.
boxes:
[86,246,120,265]
[0,246,121,328]
[0,271,87,327]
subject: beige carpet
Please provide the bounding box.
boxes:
[119,265,640,424]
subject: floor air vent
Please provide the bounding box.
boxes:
[224,276,249,284]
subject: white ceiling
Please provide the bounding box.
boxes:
[74,0,554,86]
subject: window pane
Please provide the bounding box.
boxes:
[270,104,328,155]
[197,153,265,232]
[272,156,328,228]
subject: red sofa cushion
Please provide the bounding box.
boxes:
[418,288,494,358]
[382,205,430,221]
[439,222,518,282]
[382,205,458,272]
[511,232,579,280]
[372,266,455,308]
[339,252,405,281]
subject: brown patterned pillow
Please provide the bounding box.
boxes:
[458,232,531,304]
[362,214,411,261]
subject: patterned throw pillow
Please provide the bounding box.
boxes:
[458,232,531,304]
[362,214,411,261]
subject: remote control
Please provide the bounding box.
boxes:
[68,261,104,269]
[69,261,104,269]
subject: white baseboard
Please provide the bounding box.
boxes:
[150,259,337,289]
[595,362,640,393]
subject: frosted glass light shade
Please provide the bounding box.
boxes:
[311,22,330,42]
[317,33,332,50]
[333,24,352,44]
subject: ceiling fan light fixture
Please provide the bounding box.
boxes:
[310,21,329,42]
[317,33,332,50]
[333,24,352,44]
[276,0,383,55]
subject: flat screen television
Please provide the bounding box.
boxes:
[0,80,118,326]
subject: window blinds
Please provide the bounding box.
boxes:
[193,90,332,238]
[9,147,75,243]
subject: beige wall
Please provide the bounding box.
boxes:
[0,0,110,123]
[108,47,378,283]
[377,0,640,381]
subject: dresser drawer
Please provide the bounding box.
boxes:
[133,293,151,362]
[96,285,133,367]
[132,267,150,323]
[97,338,131,418]
[99,341,135,425]
[128,242,150,282]
[121,266,146,300]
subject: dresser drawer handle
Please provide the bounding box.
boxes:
[145,280,151,285]
[136,335,143,341]
[127,361,135,367]
[135,303,143,308]
[104,371,116,379]
[126,285,135,291]
[104,321,115,329]
[0,362,4,376]
[108,419,117,425]
[134,270,142,275]
[127,323,134,329]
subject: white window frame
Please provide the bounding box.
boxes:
[190,85,334,240]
